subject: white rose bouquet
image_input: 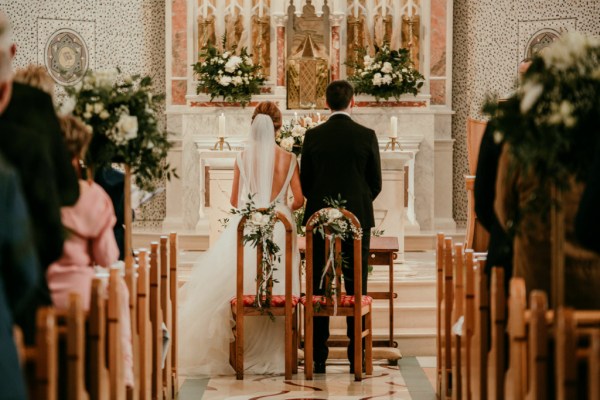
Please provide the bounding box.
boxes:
[193,38,265,107]
[65,69,175,191]
[347,44,424,101]
[277,113,327,156]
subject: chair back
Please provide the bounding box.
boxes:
[466,118,488,175]
[487,267,506,400]
[169,232,179,399]
[136,250,152,400]
[148,242,162,399]
[160,236,172,398]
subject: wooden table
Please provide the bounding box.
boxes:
[298,236,400,348]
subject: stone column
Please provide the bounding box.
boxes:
[273,14,288,87]
[329,14,344,81]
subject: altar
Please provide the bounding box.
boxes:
[162,0,456,252]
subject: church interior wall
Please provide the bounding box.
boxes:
[451,0,600,225]
[0,0,168,228]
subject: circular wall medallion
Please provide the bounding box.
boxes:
[45,29,88,86]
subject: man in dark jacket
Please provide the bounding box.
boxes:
[0,11,79,343]
[301,80,382,374]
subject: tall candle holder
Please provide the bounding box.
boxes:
[213,137,231,151]
[385,137,402,151]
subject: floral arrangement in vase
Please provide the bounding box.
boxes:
[276,113,327,156]
[193,38,265,107]
[65,69,175,191]
[483,32,600,216]
[347,44,424,101]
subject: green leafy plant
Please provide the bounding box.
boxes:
[65,69,175,191]
[193,37,265,107]
[347,43,424,101]
[483,32,600,224]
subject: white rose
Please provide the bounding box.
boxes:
[232,76,243,86]
[93,103,104,114]
[83,112,92,119]
[381,62,393,74]
[222,51,230,58]
[280,137,295,151]
[520,81,544,113]
[250,212,269,226]
[219,76,232,86]
[327,208,343,222]
[115,113,139,141]
[99,110,110,120]
[85,103,94,113]
[291,125,306,137]
[363,55,373,67]
[382,74,393,85]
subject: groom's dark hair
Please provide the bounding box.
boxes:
[326,80,354,111]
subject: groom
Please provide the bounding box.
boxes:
[300,80,382,373]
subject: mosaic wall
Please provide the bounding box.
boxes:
[0,0,167,227]
[452,0,600,224]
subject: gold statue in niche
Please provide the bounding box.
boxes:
[287,34,329,109]
[373,14,392,48]
[224,12,245,51]
[401,14,420,71]
[252,14,271,80]
[346,14,374,76]
[197,15,217,56]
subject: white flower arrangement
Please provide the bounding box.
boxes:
[276,113,327,156]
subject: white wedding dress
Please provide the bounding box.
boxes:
[178,115,300,376]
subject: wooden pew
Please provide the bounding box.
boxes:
[451,243,465,400]
[149,242,163,399]
[125,251,138,400]
[89,279,109,400]
[169,232,179,398]
[461,250,476,400]
[64,293,88,400]
[526,291,549,400]
[470,257,488,400]
[440,236,454,399]
[160,236,173,398]
[137,249,152,400]
[436,233,444,395]
[487,267,505,400]
[504,278,527,400]
[108,268,126,400]
[588,329,600,400]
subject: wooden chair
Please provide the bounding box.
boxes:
[230,210,299,380]
[160,236,173,398]
[59,293,88,400]
[461,250,476,400]
[169,232,179,398]
[302,208,373,382]
[20,307,58,400]
[504,278,527,400]
[526,291,549,400]
[137,249,152,400]
[451,243,465,400]
[149,242,163,399]
[436,233,445,395]
[107,268,126,400]
[88,279,109,400]
[124,251,138,400]
[487,267,506,400]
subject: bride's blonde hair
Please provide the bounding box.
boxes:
[251,101,282,131]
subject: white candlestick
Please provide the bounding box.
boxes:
[382,0,386,17]
[294,112,298,123]
[258,0,263,17]
[202,0,208,18]
[407,0,413,17]
[353,0,359,17]
[390,116,398,138]
[218,113,226,137]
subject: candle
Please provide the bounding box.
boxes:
[258,0,263,17]
[390,116,398,138]
[294,112,298,123]
[353,0,359,17]
[202,0,208,18]
[317,112,321,122]
[407,0,413,17]
[218,113,226,137]
[382,0,386,17]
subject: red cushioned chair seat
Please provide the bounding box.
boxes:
[299,295,373,307]
[230,295,300,307]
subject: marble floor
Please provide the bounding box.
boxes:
[178,357,436,399]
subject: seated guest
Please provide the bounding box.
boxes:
[0,11,79,344]
[46,115,134,387]
[13,64,54,98]
[95,167,128,260]
[575,140,600,255]
[0,156,39,399]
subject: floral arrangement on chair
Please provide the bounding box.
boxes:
[347,44,424,101]
[193,39,265,107]
[483,32,600,218]
[65,69,175,191]
[231,195,282,314]
[308,195,363,314]
[276,113,327,156]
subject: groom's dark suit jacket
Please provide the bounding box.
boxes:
[300,113,382,229]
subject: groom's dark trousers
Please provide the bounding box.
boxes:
[300,113,382,366]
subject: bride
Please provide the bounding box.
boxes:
[179,102,304,376]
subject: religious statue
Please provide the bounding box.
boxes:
[346,14,374,75]
[373,13,392,48]
[224,12,245,52]
[401,14,420,70]
[252,14,271,79]
[287,34,329,109]
[197,15,216,55]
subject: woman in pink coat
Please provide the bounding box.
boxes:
[46,115,134,387]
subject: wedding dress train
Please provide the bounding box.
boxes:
[178,115,300,376]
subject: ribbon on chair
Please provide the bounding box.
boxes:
[319,234,338,315]
[256,235,275,309]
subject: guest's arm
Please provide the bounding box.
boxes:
[230,162,240,208]
[289,161,304,211]
[300,131,315,198]
[366,130,382,200]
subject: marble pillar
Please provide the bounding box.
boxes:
[329,14,344,81]
[273,14,287,87]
